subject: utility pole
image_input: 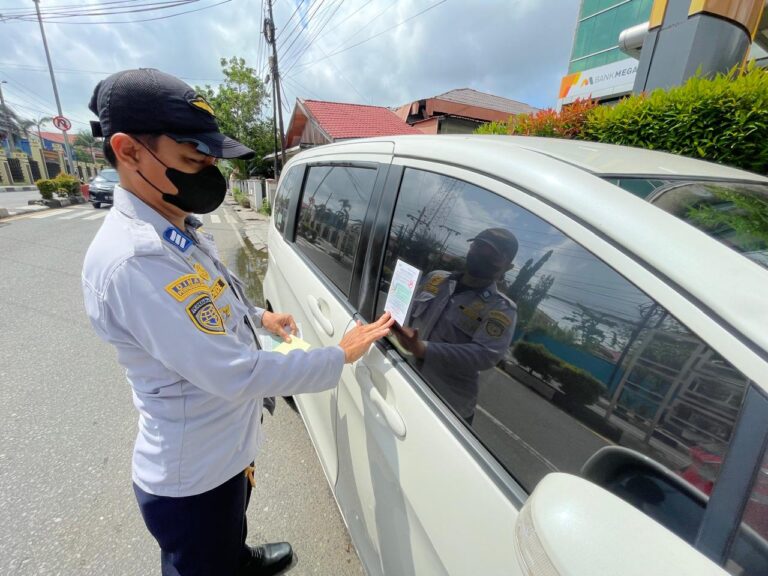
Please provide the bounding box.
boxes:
[0,80,12,152]
[267,66,279,178]
[264,0,286,169]
[33,0,74,175]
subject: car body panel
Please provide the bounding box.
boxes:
[262,135,768,576]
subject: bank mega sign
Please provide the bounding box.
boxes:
[558,57,639,106]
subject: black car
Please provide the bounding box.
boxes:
[89,168,118,208]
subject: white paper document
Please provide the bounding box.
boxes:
[255,323,303,351]
[384,259,421,326]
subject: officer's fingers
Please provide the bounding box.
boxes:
[276,324,292,343]
[288,316,298,336]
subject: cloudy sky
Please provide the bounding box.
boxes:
[0,0,580,134]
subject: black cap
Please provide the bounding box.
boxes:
[469,228,519,261]
[88,68,255,160]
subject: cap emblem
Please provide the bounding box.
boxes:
[188,96,216,117]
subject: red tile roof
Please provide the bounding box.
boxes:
[39,131,76,145]
[303,100,421,139]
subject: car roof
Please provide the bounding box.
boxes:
[292,135,768,376]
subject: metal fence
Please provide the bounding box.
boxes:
[230,179,278,210]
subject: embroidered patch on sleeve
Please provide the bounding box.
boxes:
[165,274,209,302]
[484,310,512,338]
[219,304,232,321]
[193,263,211,282]
[210,277,228,301]
[186,294,225,335]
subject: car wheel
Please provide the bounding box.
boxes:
[92,202,101,209]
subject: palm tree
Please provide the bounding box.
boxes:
[75,129,100,164]
[31,115,52,149]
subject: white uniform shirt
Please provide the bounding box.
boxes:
[82,186,345,497]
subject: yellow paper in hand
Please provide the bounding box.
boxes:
[274,336,311,355]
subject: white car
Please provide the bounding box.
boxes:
[263,135,768,576]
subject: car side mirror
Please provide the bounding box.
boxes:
[513,473,728,576]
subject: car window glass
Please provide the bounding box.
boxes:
[100,169,118,182]
[274,167,302,234]
[726,438,768,576]
[377,167,754,545]
[604,178,768,271]
[296,164,377,296]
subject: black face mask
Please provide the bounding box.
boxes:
[466,253,500,280]
[136,141,226,214]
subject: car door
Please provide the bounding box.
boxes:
[334,158,768,575]
[265,152,391,486]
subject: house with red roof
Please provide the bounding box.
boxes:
[394,88,538,134]
[280,99,421,160]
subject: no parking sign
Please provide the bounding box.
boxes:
[52,115,72,131]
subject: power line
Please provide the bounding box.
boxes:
[278,0,326,60]
[0,0,233,25]
[281,0,344,73]
[0,0,197,20]
[293,0,449,70]
[0,62,223,82]
[275,0,305,39]
[275,0,315,49]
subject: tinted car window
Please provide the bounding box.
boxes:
[726,437,768,576]
[274,167,303,234]
[604,178,768,271]
[377,167,754,544]
[296,164,377,295]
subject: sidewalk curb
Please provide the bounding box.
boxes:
[0,204,51,220]
[0,185,37,193]
[229,201,270,252]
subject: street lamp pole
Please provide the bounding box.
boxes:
[0,80,11,152]
[33,0,74,175]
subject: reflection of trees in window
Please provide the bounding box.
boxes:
[686,186,768,253]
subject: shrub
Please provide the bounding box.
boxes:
[258,198,271,216]
[512,341,561,381]
[35,178,56,200]
[476,65,768,174]
[476,98,598,138]
[583,65,768,174]
[53,173,80,197]
[554,363,604,407]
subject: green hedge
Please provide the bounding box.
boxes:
[478,65,768,174]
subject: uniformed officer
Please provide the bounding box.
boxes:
[393,228,518,424]
[81,69,393,576]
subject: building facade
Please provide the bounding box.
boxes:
[559,0,655,107]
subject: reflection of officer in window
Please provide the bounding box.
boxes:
[394,228,518,424]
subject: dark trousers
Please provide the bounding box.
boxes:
[134,468,253,576]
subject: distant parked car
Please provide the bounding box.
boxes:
[88,168,118,208]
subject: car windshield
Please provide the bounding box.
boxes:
[99,169,119,182]
[603,177,768,271]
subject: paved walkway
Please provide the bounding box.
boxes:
[229,200,270,251]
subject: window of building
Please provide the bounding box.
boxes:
[376,167,754,546]
[273,166,303,234]
[295,164,377,296]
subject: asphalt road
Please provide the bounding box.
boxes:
[0,190,40,211]
[0,200,364,576]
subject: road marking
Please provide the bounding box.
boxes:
[83,211,108,220]
[12,205,47,213]
[59,210,91,220]
[476,405,558,472]
[210,214,221,224]
[224,213,236,224]
[30,209,72,219]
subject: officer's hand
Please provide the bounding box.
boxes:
[392,324,426,359]
[262,311,298,343]
[339,312,394,364]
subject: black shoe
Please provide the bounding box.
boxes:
[238,542,295,576]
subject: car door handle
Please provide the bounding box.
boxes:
[306,295,334,336]
[354,363,406,439]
